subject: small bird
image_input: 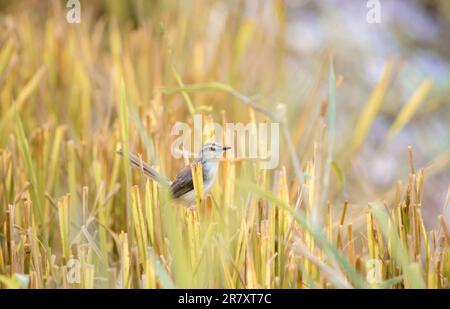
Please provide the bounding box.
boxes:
[118,142,231,204]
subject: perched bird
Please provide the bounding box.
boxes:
[118,142,231,204]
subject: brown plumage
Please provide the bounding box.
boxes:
[118,143,230,204]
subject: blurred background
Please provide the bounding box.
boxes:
[0,0,449,225]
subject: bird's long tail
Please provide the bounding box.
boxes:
[117,149,172,187]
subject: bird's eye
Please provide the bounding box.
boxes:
[210,146,214,151]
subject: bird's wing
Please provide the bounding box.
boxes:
[117,149,172,187]
[169,164,194,199]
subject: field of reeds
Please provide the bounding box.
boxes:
[0,1,449,289]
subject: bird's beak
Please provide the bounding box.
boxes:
[222,146,231,151]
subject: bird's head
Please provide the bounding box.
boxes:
[199,142,231,161]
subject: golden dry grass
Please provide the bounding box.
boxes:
[0,1,449,289]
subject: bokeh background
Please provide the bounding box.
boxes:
[0,1,449,289]
[2,0,447,223]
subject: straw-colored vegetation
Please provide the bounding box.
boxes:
[0,1,449,289]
